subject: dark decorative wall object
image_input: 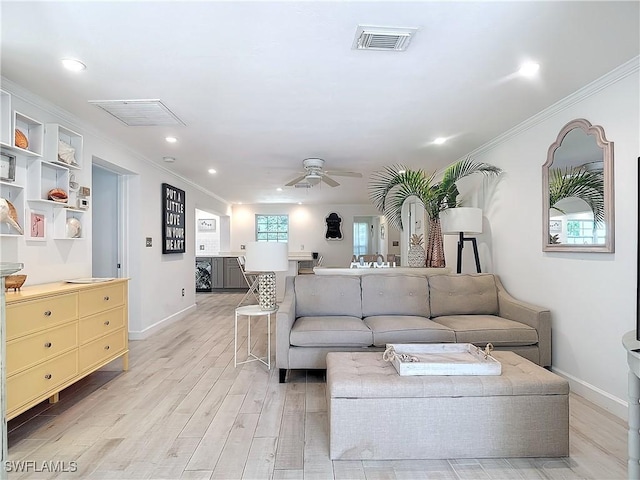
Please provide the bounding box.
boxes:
[162,183,186,253]
[325,212,343,240]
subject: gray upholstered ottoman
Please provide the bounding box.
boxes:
[326,351,569,460]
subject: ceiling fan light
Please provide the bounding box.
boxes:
[306,173,322,186]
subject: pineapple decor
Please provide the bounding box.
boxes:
[408,233,426,267]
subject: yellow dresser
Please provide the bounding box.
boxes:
[5,279,129,420]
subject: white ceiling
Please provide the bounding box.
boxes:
[1,1,638,205]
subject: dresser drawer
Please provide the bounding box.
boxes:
[6,293,78,341]
[7,350,78,413]
[79,307,125,344]
[79,329,126,372]
[79,283,125,317]
[6,322,78,376]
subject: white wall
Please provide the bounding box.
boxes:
[456,63,639,418]
[0,79,230,339]
[231,203,380,266]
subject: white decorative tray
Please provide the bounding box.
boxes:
[66,278,115,284]
[384,343,502,376]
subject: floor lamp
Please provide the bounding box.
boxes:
[244,242,289,310]
[441,207,483,274]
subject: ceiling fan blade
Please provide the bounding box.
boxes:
[285,175,307,187]
[325,170,363,178]
[322,175,340,187]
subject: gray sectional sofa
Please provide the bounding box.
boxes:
[276,273,551,383]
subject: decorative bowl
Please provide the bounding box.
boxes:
[5,274,26,291]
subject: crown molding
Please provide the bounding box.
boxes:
[467,56,640,159]
[0,77,230,207]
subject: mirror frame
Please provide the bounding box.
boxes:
[542,118,614,253]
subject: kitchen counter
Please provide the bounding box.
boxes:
[216,251,313,260]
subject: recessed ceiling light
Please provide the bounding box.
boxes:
[165,136,177,143]
[433,137,447,145]
[276,187,283,192]
[298,202,302,205]
[208,168,217,174]
[518,61,540,77]
[61,58,86,72]
[163,156,175,163]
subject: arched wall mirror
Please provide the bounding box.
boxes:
[543,118,614,252]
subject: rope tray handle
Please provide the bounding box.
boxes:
[383,345,420,363]
[482,343,494,359]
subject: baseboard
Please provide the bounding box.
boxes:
[552,366,628,420]
[128,304,197,340]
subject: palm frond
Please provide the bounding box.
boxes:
[369,166,435,231]
[549,166,605,224]
[437,157,503,209]
[368,157,502,231]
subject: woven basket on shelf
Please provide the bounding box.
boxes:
[14,129,28,149]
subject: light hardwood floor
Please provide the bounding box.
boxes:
[7,292,628,479]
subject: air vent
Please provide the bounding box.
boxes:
[294,182,312,189]
[88,99,185,127]
[353,25,417,51]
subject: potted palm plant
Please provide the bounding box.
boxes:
[369,157,502,267]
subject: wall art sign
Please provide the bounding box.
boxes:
[325,212,343,241]
[162,183,186,253]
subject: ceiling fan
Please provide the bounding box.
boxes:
[284,158,362,188]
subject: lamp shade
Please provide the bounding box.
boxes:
[244,242,289,271]
[440,207,483,235]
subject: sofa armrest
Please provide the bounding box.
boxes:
[276,276,297,369]
[495,276,551,367]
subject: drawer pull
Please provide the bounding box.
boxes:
[44,310,52,317]
[104,345,110,350]
[104,296,110,301]
[44,374,52,380]
[44,342,52,348]
[104,320,110,326]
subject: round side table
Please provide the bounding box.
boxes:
[234,304,277,369]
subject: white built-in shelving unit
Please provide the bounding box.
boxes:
[0,90,87,240]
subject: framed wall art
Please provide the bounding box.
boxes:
[162,183,186,254]
[198,218,216,232]
[0,151,16,182]
[27,209,46,241]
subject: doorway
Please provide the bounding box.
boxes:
[92,164,121,278]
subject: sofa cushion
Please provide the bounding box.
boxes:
[432,315,538,346]
[361,274,430,318]
[429,274,498,317]
[364,315,455,346]
[295,275,362,318]
[291,316,373,347]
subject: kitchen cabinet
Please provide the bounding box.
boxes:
[195,257,246,291]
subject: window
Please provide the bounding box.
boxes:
[256,215,288,242]
[353,222,369,256]
[566,219,606,245]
